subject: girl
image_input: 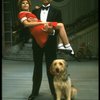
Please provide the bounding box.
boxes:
[18,0,74,54]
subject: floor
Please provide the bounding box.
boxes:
[2,59,99,100]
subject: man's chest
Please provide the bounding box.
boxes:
[40,10,49,21]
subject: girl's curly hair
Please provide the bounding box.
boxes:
[18,0,32,11]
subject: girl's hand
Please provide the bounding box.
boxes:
[42,24,49,32]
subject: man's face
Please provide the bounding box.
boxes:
[40,0,50,5]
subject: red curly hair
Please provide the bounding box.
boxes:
[18,0,32,11]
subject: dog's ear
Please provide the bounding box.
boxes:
[64,60,68,67]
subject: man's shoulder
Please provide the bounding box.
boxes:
[32,5,61,13]
[50,6,61,12]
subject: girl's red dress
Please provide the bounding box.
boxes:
[18,11,57,48]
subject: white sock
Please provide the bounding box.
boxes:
[58,43,66,49]
[58,43,63,47]
[65,43,70,48]
[65,44,74,54]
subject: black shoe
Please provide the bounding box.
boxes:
[53,96,56,100]
[57,49,80,62]
[28,96,34,100]
[58,49,72,54]
[28,94,38,100]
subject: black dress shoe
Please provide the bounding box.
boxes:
[28,94,38,100]
[58,49,72,54]
[28,96,35,100]
[57,49,80,62]
[53,96,56,100]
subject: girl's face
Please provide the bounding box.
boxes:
[21,0,29,11]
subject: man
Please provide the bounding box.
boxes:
[28,0,62,100]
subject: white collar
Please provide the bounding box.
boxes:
[42,4,50,7]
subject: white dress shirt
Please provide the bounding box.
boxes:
[40,4,55,35]
[40,4,50,22]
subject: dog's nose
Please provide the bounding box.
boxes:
[56,68,59,73]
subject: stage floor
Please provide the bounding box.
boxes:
[2,59,98,100]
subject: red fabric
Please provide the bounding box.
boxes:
[48,22,58,28]
[18,11,57,48]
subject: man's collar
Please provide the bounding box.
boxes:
[42,4,50,7]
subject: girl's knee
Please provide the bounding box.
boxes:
[57,23,64,29]
[59,23,64,27]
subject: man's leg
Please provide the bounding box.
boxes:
[28,39,44,100]
[45,57,56,100]
[45,43,57,100]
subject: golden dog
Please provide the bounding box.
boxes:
[50,59,77,100]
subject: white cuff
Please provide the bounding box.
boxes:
[21,17,27,22]
[52,29,55,35]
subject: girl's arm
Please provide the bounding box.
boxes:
[22,19,48,27]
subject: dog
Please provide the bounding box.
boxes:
[50,59,77,100]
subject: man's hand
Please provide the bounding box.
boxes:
[35,6,40,9]
[42,24,54,34]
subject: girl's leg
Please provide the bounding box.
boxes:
[55,23,74,54]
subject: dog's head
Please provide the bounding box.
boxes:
[50,59,68,76]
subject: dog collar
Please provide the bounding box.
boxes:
[62,74,70,81]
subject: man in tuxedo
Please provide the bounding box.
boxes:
[28,0,62,100]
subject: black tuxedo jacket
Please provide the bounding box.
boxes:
[32,5,62,49]
[32,6,62,22]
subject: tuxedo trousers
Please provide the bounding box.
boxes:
[31,35,57,98]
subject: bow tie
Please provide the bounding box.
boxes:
[41,6,50,10]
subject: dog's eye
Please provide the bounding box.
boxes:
[54,63,57,66]
[59,62,63,66]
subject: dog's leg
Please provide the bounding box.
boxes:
[65,78,72,100]
[54,82,62,100]
[56,89,62,100]
[66,87,71,100]
[67,88,71,100]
